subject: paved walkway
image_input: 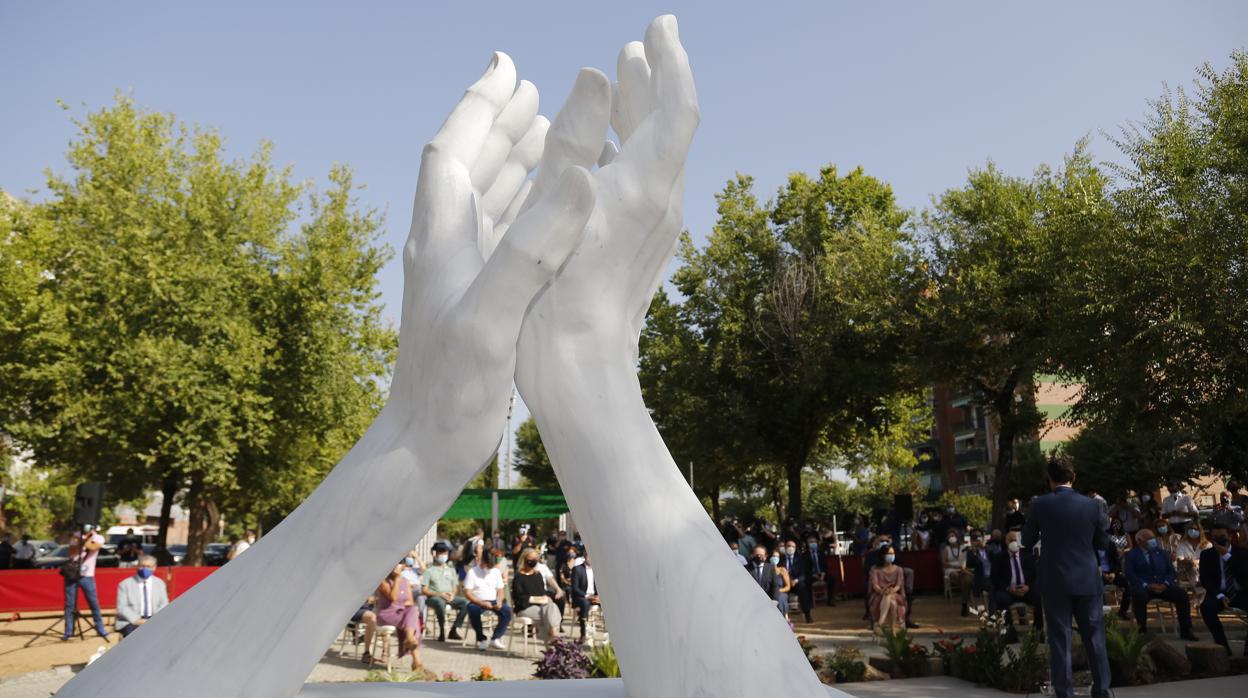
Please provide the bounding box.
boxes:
[837,675,1248,697]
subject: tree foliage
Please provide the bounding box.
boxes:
[649,167,925,519]
[513,416,557,489]
[0,96,395,561]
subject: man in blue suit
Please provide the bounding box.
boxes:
[1123,529,1198,639]
[1021,457,1112,698]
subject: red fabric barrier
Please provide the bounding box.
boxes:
[827,549,942,596]
[0,567,218,613]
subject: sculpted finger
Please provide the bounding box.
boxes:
[482,179,532,261]
[460,167,595,355]
[611,42,652,144]
[470,80,540,196]
[428,52,518,168]
[643,15,699,161]
[523,68,611,213]
[481,116,548,223]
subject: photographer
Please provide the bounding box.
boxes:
[62,524,109,641]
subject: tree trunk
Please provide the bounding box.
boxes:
[990,402,1016,531]
[156,473,177,549]
[185,471,214,566]
[710,483,721,523]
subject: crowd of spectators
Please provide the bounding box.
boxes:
[720,484,1248,655]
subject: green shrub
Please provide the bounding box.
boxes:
[588,643,621,678]
[1105,615,1150,686]
[1001,629,1049,692]
[879,625,928,677]
[825,645,867,683]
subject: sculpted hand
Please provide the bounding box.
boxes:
[513,15,827,696]
[58,55,594,698]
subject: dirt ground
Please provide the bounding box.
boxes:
[0,612,117,678]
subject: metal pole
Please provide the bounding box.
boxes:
[688,461,694,490]
[491,490,499,541]
[503,388,517,489]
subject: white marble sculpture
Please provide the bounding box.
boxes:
[56,16,844,698]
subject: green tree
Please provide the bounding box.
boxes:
[662,167,924,519]
[513,417,557,488]
[0,97,395,563]
[919,150,1110,527]
[1059,52,1248,487]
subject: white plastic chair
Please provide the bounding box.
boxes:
[511,615,536,657]
[371,625,397,672]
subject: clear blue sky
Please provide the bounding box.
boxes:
[3,1,1243,480]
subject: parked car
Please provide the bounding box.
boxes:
[203,543,231,566]
[28,540,58,557]
[35,544,120,569]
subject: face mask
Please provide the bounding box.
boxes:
[1188,529,1200,539]
[1008,541,1021,553]
[920,516,928,523]
[947,507,955,514]
[403,557,415,567]
[1146,539,1159,550]
[884,554,896,564]
[769,555,780,565]
[137,568,154,580]
[947,537,957,545]
[784,547,796,555]
[1157,526,1168,535]
[524,558,538,568]
[1212,537,1230,547]
[808,542,818,550]
[1141,495,1151,503]
[753,554,765,563]
[436,554,448,564]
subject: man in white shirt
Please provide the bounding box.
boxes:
[461,548,512,650]
[116,555,169,638]
[227,531,255,561]
[1162,483,1199,529]
[14,535,37,569]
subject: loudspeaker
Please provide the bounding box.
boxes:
[73,482,105,526]
[893,493,914,523]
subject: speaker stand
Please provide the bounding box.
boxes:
[24,610,91,648]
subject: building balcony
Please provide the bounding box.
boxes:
[954,448,989,466]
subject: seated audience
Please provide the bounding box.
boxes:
[463,547,512,650]
[1175,523,1211,588]
[375,560,423,670]
[773,548,793,616]
[1124,529,1198,640]
[991,531,1042,629]
[513,547,563,642]
[963,530,993,615]
[115,555,168,638]
[1198,523,1248,655]
[569,547,600,644]
[869,545,906,630]
[421,542,468,642]
[352,599,378,664]
[862,535,918,628]
[941,531,973,614]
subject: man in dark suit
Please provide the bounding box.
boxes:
[964,529,994,614]
[790,534,828,623]
[745,545,780,602]
[1022,457,1112,698]
[990,530,1043,629]
[1123,529,1198,639]
[1198,522,1248,655]
[569,547,599,643]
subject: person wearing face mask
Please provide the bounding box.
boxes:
[115,555,168,638]
[745,544,781,605]
[1198,523,1248,655]
[913,513,932,550]
[990,531,1043,630]
[1109,495,1142,537]
[728,540,747,566]
[941,532,973,615]
[790,534,828,623]
[513,547,563,642]
[772,548,793,615]
[1211,491,1246,529]
[400,549,427,621]
[1020,457,1109,698]
[868,545,906,630]
[1174,523,1211,589]
[986,529,1005,556]
[569,547,599,644]
[1152,521,1179,560]
[1161,482,1199,531]
[862,535,918,628]
[422,542,468,642]
[1123,529,1198,639]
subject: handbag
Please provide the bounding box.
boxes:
[60,558,82,582]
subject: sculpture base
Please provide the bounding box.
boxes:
[300,679,852,697]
